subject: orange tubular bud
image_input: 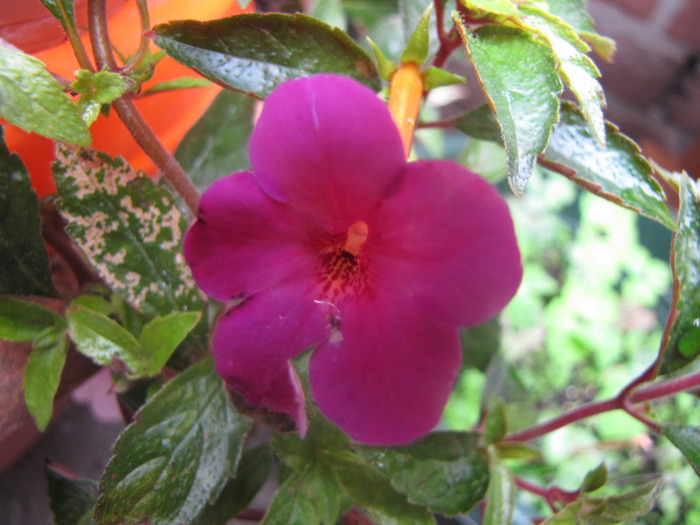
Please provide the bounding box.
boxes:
[387,62,424,158]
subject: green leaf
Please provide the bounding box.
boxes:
[367,38,397,82]
[483,448,515,525]
[580,462,608,493]
[545,0,616,60]
[663,423,700,476]
[359,432,489,516]
[540,501,583,525]
[175,89,255,192]
[542,103,676,230]
[455,21,562,196]
[453,104,503,144]
[141,77,212,95]
[586,478,663,523]
[422,67,466,90]
[401,4,432,65]
[0,45,90,145]
[71,70,132,126]
[94,359,252,525]
[39,0,77,33]
[23,327,68,430]
[493,441,542,461]
[483,401,507,446]
[54,145,205,319]
[0,297,63,341]
[191,443,273,525]
[458,0,520,19]
[661,176,700,372]
[46,466,98,525]
[139,312,202,376]
[153,13,379,99]
[0,127,56,296]
[460,316,502,372]
[66,304,143,370]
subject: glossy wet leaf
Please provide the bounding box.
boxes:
[54,145,205,319]
[661,176,700,372]
[153,13,379,99]
[0,297,63,341]
[483,448,515,525]
[175,89,255,191]
[0,46,90,145]
[23,327,68,430]
[456,21,562,196]
[94,359,252,525]
[542,103,675,230]
[46,466,98,525]
[662,423,700,476]
[0,128,56,296]
[359,432,489,516]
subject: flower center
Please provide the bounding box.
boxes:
[343,221,369,256]
[317,221,370,301]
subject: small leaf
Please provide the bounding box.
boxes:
[661,176,700,373]
[94,359,252,525]
[422,67,466,90]
[141,77,212,95]
[23,327,68,430]
[359,432,489,516]
[367,38,397,82]
[662,423,700,476]
[46,466,98,525]
[493,441,542,461]
[586,478,663,522]
[539,501,583,525]
[0,127,56,296]
[0,45,90,145]
[71,70,132,126]
[54,145,205,319]
[455,20,562,196]
[542,103,676,230]
[458,0,520,19]
[0,297,63,341]
[139,311,202,376]
[453,104,503,144]
[483,448,515,525]
[153,13,379,99]
[401,4,432,65]
[483,401,507,446]
[580,462,608,493]
[460,316,502,372]
[175,88,255,192]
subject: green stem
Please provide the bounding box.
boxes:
[57,2,95,71]
[87,0,200,214]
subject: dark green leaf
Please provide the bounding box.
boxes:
[0,297,63,341]
[175,89,255,192]
[23,327,68,430]
[542,103,676,230]
[581,462,608,493]
[152,13,379,99]
[94,359,252,525]
[39,0,76,33]
[663,423,700,476]
[455,21,562,196]
[139,312,202,376]
[191,443,273,525]
[453,104,503,144]
[142,77,212,95]
[46,466,98,525]
[54,145,205,319]
[0,46,90,145]
[460,316,502,372]
[359,432,489,516]
[483,448,515,525]
[661,176,700,373]
[586,478,663,523]
[0,127,56,296]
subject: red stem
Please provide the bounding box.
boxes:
[515,477,578,512]
[432,0,461,69]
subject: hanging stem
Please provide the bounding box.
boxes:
[87,0,200,214]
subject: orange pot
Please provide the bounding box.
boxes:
[1,0,252,197]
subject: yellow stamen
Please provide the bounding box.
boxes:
[388,62,424,158]
[343,221,369,256]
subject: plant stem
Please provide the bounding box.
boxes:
[58,2,95,71]
[87,0,200,214]
[432,0,461,70]
[515,477,578,512]
[120,0,151,77]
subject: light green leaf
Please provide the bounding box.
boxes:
[493,441,542,461]
[456,21,562,196]
[368,38,398,81]
[94,359,252,525]
[71,69,132,126]
[401,4,432,65]
[483,402,507,446]
[661,176,700,372]
[581,462,608,493]
[663,423,700,476]
[141,77,212,95]
[0,127,56,296]
[545,0,616,60]
[139,312,202,376]
[422,67,466,90]
[586,478,663,522]
[54,145,205,320]
[46,466,98,525]
[359,432,489,516]
[175,89,255,192]
[458,0,520,19]
[153,13,379,99]
[0,297,63,341]
[540,501,583,525]
[483,448,515,525]
[23,327,68,430]
[542,103,676,230]
[0,45,90,145]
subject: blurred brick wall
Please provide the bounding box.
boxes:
[589,0,700,176]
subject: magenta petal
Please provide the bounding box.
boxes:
[249,75,406,227]
[309,293,461,445]
[214,281,332,425]
[371,160,523,327]
[184,171,315,302]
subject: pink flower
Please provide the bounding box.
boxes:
[184,75,522,445]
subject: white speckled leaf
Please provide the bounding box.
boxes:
[53,144,204,318]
